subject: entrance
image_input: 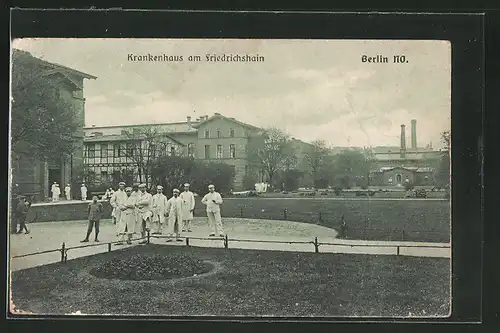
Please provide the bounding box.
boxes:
[396,174,402,185]
[48,168,61,195]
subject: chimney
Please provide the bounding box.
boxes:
[400,124,406,158]
[187,116,191,127]
[411,119,417,149]
[214,112,221,116]
[92,124,96,128]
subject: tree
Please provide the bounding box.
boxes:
[247,127,295,187]
[123,126,184,187]
[332,149,373,189]
[10,52,81,164]
[304,140,331,188]
[435,131,451,188]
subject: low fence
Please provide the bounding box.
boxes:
[11,231,450,265]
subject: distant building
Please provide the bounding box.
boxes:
[83,113,312,191]
[11,49,96,201]
[369,120,441,186]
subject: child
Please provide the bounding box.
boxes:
[81,196,103,242]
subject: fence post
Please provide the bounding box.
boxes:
[240,206,243,217]
[224,235,229,249]
[283,209,288,219]
[147,230,150,244]
[108,243,112,252]
[186,237,190,247]
[397,246,400,256]
[60,242,65,263]
[314,237,319,253]
[402,230,405,241]
[318,212,323,223]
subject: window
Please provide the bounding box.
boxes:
[100,144,108,159]
[230,128,235,137]
[216,145,223,159]
[87,144,95,158]
[170,146,176,156]
[217,129,221,138]
[126,143,134,157]
[188,143,194,157]
[149,143,156,157]
[230,144,236,158]
[113,143,121,157]
[204,145,210,159]
[204,129,210,138]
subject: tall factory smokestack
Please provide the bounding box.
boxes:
[400,124,406,158]
[411,119,417,149]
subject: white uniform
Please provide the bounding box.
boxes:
[117,195,138,239]
[136,191,153,232]
[51,183,56,197]
[52,186,61,202]
[165,196,183,237]
[65,186,71,200]
[201,191,224,236]
[152,193,168,234]
[81,186,87,201]
[180,190,195,231]
[110,189,127,233]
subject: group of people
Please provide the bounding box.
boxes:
[82,182,225,245]
[50,182,88,201]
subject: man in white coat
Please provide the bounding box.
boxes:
[201,184,224,237]
[165,188,183,242]
[64,184,71,201]
[152,185,168,235]
[51,182,57,198]
[52,183,61,202]
[180,183,195,232]
[110,182,127,226]
[116,187,137,245]
[81,184,88,201]
[136,183,153,244]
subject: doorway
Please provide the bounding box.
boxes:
[48,168,61,195]
[396,174,402,185]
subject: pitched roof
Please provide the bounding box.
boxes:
[192,113,261,131]
[13,48,97,80]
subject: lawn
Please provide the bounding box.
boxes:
[11,244,451,317]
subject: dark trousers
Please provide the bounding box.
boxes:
[15,215,28,233]
[85,220,100,239]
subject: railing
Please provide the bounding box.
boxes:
[11,231,450,265]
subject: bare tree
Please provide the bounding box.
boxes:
[123,126,184,187]
[247,127,295,187]
[304,140,330,186]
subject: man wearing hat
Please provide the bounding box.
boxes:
[152,185,168,234]
[14,195,30,234]
[116,186,137,245]
[180,183,195,232]
[81,183,88,201]
[65,183,71,201]
[110,182,127,226]
[136,183,153,244]
[165,188,183,242]
[52,183,61,203]
[51,182,57,199]
[201,184,224,237]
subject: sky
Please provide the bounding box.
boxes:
[12,38,451,148]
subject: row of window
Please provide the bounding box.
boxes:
[204,144,236,159]
[85,142,194,158]
[204,128,235,139]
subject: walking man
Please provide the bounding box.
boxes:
[110,182,127,226]
[15,196,30,234]
[136,183,153,244]
[201,184,224,237]
[81,183,88,201]
[180,183,195,232]
[116,187,137,245]
[81,196,103,242]
[65,183,71,201]
[165,188,183,242]
[152,185,168,235]
[52,183,61,202]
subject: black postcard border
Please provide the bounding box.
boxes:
[6,9,485,329]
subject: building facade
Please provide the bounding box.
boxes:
[11,49,96,201]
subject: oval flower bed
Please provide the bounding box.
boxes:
[90,253,213,281]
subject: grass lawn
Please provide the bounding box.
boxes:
[11,244,450,317]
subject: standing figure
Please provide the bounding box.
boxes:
[180,183,195,232]
[106,187,115,200]
[65,184,71,201]
[201,184,224,237]
[110,182,127,226]
[51,182,57,199]
[81,183,88,201]
[52,183,61,202]
[81,196,103,242]
[136,183,153,244]
[116,187,137,245]
[15,196,30,234]
[152,185,168,235]
[165,188,183,242]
